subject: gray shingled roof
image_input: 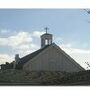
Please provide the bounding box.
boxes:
[16,43,85,70]
[16,45,50,69]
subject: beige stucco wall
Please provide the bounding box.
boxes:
[23,45,84,72]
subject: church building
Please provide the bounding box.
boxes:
[15,29,85,72]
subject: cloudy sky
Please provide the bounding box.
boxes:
[0,9,90,69]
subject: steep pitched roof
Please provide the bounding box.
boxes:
[16,45,50,69]
[16,43,85,70]
[51,43,85,70]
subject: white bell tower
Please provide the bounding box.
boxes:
[41,27,53,48]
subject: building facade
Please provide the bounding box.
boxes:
[16,31,85,72]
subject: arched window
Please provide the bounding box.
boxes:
[49,40,51,45]
[45,39,48,45]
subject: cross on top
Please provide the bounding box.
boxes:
[44,27,49,33]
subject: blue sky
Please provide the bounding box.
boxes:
[0,9,90,69]
[0,9,90,48]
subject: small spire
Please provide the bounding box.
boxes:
[44,27,49,34]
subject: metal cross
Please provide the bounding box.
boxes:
[44,27,49,33]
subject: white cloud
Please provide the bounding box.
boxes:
[0,54,14,64]
[0,31,45,47]
[60,43,90,70]
[61,45,90,54]
[0,31,33,47]
[15,43,39,57]
[0,38,8,45]
[0,31,43,64]
[60,43,72,48]
[32,31,45,38]
[8,32,33,47]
